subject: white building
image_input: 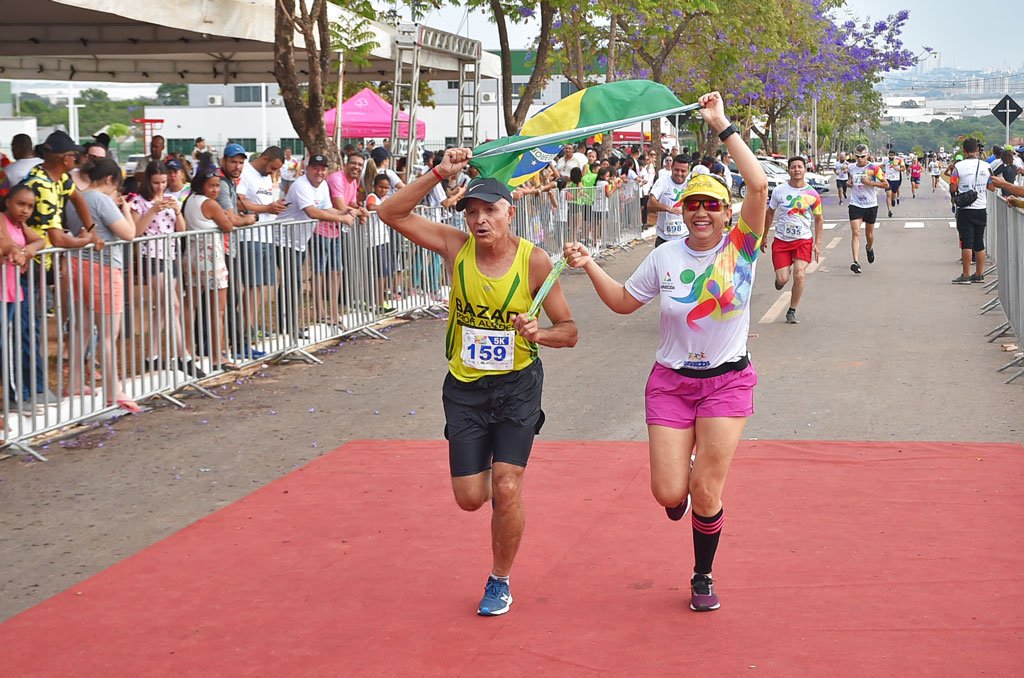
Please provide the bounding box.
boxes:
[882,96,1005,124]
[145,50,676,155]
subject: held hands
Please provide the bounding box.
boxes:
[563,241,592,269]
[512,313,542,343]
[438,148,473,178]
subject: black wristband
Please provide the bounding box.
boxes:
[718,124,738,142]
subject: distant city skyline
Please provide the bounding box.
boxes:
[7,0,1017,101]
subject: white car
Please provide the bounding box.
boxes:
[761,157,830,193]
[124,154,148,175]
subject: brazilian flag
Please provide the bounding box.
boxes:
[471,80,689,187]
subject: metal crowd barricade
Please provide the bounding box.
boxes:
[508,184,644,259]
[1,190,643,458]
[990,197,1023,384]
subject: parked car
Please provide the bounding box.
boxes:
[728,161,786,199]
[762,156,830,192]
[728,160,788,200]
[124,154,148,175]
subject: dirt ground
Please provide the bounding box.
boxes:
[2,187,1021,621]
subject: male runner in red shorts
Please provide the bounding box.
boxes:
[761,157,823,324]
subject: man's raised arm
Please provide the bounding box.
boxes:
[377,148,472,262]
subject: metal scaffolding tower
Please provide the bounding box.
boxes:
[389,24,482,169]
[390,23,421,164]
[457,58,481,147]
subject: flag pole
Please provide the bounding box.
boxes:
[471,102,702,160]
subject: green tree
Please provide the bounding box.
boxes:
[464,0,557,135]
[156,83,188,106]
[274,0,379,167]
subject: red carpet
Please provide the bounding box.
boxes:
[2,440,1023,677]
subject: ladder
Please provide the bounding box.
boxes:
[390,23,421,169]
[457,59,480,147]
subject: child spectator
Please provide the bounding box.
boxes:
[365,174,395,313]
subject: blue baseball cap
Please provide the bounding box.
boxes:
[223,143,247,158]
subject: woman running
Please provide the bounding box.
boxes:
[564,91,768,612]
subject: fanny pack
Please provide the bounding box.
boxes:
[673,355,750,379]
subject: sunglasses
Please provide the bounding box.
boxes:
[683,198,725,212]
[855,154,868,158]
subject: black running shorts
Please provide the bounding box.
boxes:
[442,360,545,477]
[848,204,878,224]
[956,208,987,252]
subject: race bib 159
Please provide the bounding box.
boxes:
[461,327,515,371]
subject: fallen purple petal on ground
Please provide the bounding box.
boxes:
[270,409,277,415]
[409,410,416,415]
[308,407,315,413]
[374,410,380,415]
[200,419,208,425]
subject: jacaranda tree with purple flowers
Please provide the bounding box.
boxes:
[655,0,916,154]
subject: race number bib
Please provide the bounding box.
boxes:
[664,216,685,235]
[781,223,804,238]
[461,327,515,371]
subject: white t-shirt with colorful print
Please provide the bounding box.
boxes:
[625,217,762,370]
[649,175,688,240]
[846,162,886,208]
[768,183,822,241]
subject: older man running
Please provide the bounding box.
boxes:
[378,148,578,617]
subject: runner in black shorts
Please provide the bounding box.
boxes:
[378,149,578,617]
[834,152,849,205]
[845,145,889,274]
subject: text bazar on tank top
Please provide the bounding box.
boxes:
[446,236,537,382]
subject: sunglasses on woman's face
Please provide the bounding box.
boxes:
[683,198,725,212]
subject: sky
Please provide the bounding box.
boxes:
[421,0,1012,71]
[8,0,1015,101]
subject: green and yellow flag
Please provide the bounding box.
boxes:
[470,80,695,187]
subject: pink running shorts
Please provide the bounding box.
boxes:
[645,362,757,429]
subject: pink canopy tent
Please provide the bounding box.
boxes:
[324,87,426,140]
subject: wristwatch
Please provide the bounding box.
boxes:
[718,124,738,142]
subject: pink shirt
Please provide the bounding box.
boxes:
[317,171,360,238]
[2,214,27,303]
[131,194,179,258]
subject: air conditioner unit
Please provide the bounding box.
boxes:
[269,98,280,106]
[480,92,497,104]
[207,95,223,106]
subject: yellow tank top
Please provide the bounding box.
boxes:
[446,236,538,382]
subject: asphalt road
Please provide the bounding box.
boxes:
[2,178,1021,621]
